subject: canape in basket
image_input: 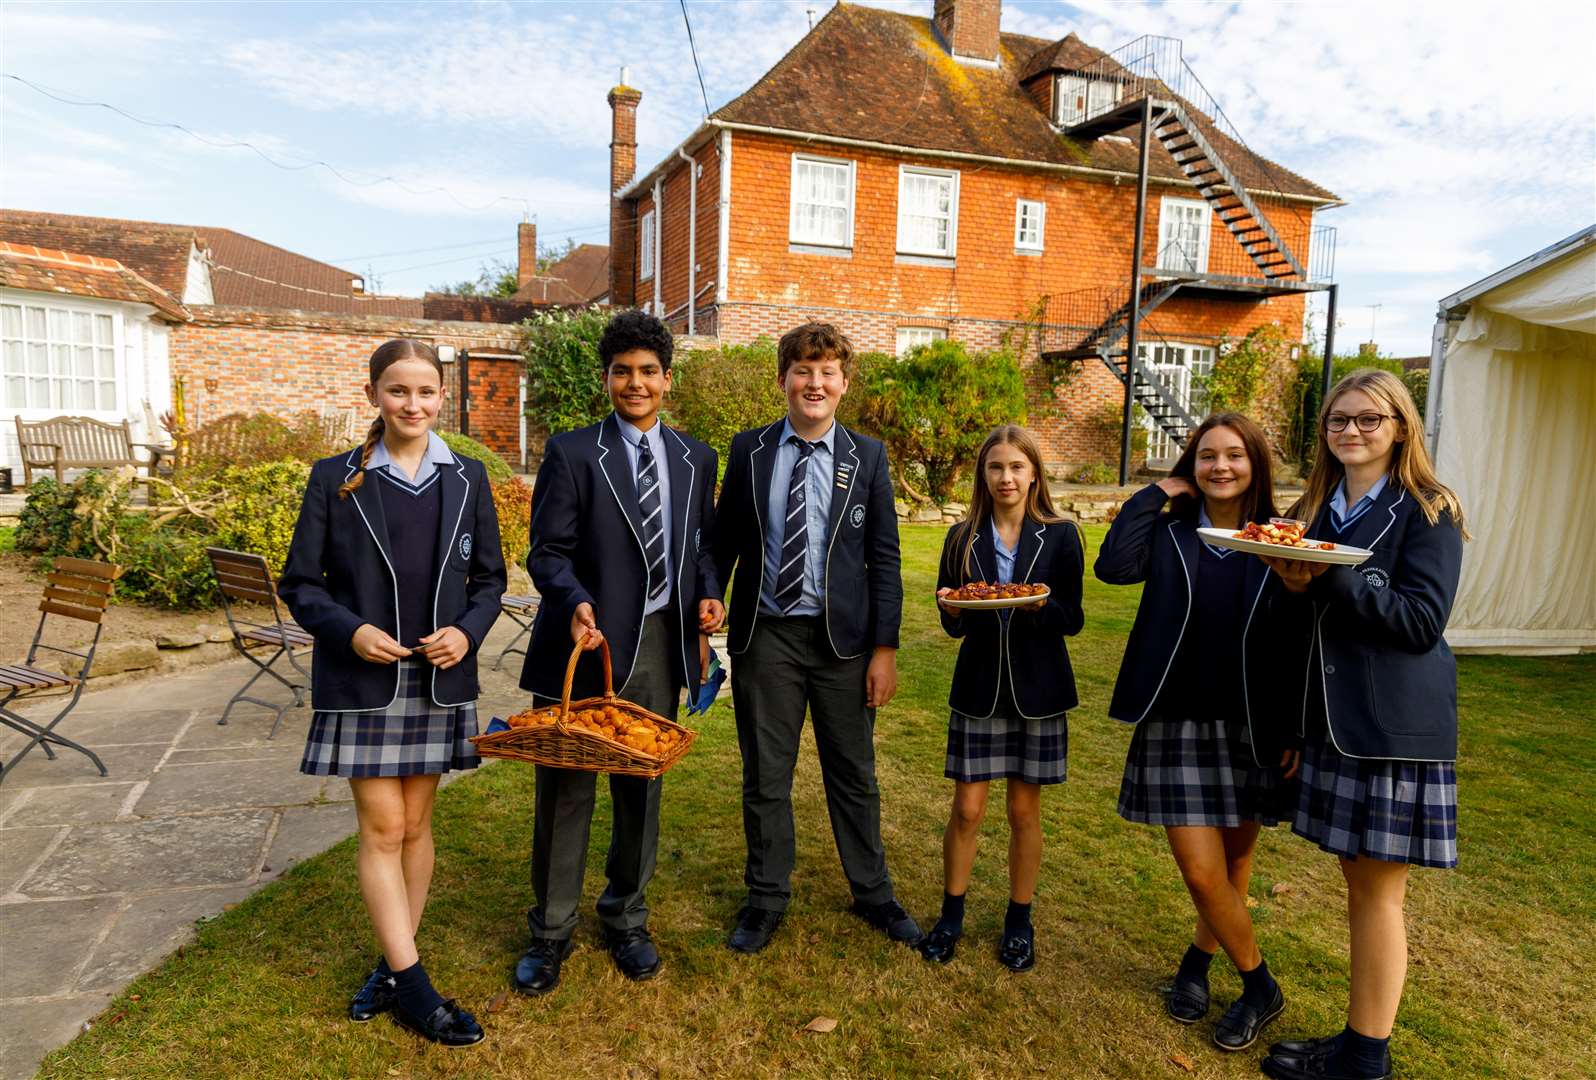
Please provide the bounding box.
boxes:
[470,633,697,779]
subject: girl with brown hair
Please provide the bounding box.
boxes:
[920,425,1085,972]
[1096,412,1300,1053]
[279,338,505,1047]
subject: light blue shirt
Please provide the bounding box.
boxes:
[760,419,837,617]
[1329,472,1388,533]
[991,523,1019,584]
[366,430,455,492]
[614,415,673,617]
[1197,505,1237,559]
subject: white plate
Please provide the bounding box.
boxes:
[1197,528,1372,566]
[939,586,1051,610]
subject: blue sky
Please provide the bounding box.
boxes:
[3,0,1592,356]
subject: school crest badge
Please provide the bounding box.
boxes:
[850,505,866,529]
[1361,566,1389,589]
[459,533,473,560]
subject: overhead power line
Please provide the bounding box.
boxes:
[679,0,712,118]
[2,72,532,216]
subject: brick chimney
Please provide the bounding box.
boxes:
[933,0,1001,64]
[517,220,538,288]
[608,69,642,307]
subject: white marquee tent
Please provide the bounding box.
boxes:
[1426,225,1596,654]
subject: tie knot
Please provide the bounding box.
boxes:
[790,436,819,459]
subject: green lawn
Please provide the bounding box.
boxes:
[41,525,1596,1079]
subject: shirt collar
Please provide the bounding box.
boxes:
[1330,472,1388,517]
[615,413,664,450]
[366,429,454,481]
[779,418,835,454]
[1197,504,1237,558]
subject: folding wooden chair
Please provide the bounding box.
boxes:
[206,547,312,738]
[0,557,122,785]
[492,594,540,671]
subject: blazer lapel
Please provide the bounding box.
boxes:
[749,421,781,542]
[596,414,647,560]
[967,524,996,583]
[436,452,469,567]
[1169,516,1199,602]
[344,448,396,572]
[664,426,694,586]
[1334,481,1406,549]
[825,425,860,543]
[1016,520,1047,582]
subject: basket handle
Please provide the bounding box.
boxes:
[557,631,614,727]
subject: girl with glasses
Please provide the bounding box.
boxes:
[1257,370,1469,1080]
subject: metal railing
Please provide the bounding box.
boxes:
[1309,224,1337,284]
[1064,34,1326,282]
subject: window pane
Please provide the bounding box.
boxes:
[3,341,21,374]
[49,344,69,376]
[1,304,19,337]
[99,382,117,411]
[29,376,51,408]
[72,312,93,344]
[36,308,56,339]
[94,314,113,344]
[75,345,95,376]
[97,348,115,379]
[4,375,24,407]
[27,343,47,376]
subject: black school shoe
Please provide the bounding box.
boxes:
[604,926,662,981]
[849,898,923,944]
[727,906,784,954]
[917,924,960,964]
[1261,1049,1392,1080]
[512,937,573,996]
[391,998,485,1048]
[1164,971,1210,1024]
[1269,1034,1342,1058]
[1212,984,1285,1051]
[997,929,1035,972]
[349,964,396,1022]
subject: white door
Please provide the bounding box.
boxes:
[1137,342,1215,464]
[1157,198,1211,273]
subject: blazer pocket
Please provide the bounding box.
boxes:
[1365,655,1445,736]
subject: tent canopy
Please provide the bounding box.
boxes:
[1430,227,1596,653]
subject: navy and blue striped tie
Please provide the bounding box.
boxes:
[637,435,667,602]
[772,438,817,614]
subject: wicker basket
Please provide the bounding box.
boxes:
[470,634,697,779]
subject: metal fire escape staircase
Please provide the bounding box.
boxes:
[1040,35,1336,455]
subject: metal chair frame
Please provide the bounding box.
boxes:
[206,547,312,738]
[0,558,121,784]
[492,594,540,671]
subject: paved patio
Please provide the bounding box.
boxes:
[0,616,535,1079]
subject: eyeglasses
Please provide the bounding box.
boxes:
[1324,412,1395,433]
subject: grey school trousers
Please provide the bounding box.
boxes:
[527,610,677,941]
[732,615,894,913]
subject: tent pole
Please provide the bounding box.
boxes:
[1425,306,1449,456]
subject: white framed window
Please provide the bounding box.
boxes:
[1157,197,1211,273]
[895,326,947,357]
[1054,74,1121,126]
[789,154,855,249]
[638,208,656,281]
[1014,199,1045,251]
[896,166,959,258]
[1,302,119,412]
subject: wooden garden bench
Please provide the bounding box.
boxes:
[13,415,170,486]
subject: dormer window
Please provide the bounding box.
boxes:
[1054,74,1120,126]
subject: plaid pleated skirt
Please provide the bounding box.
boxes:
[1118,716,1291,827]
[300,661,481,779]
[1291,733,1457,868]
[945,707,1067,785]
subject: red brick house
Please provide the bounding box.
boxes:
[607,0,1340,470]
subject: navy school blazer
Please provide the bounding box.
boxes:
[712,420,902,660]
[278,447,507,712]
[1272,482,1464,762]
[1094,483,1293,764]
[520,414,720,704]
[937,518,1084,720]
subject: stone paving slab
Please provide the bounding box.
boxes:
[21,809,276,897]
[77,885,257,993]
[0,897,124,997]
[0,781,140,828]
[0,826,60,895]
[264,801,359,879]
[0,996,112,1080]
[0,741,169,791]
[134,760,328,817]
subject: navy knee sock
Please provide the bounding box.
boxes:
[1330,1025,1391,1077]
[933,891,966,935]
[1176,943,1215,984]
[1238,956,1278,1007]
[1004,900,1032,938]
[390,960,446,1019]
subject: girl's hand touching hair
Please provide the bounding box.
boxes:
[417,626,471,669]
[351,623,411,664]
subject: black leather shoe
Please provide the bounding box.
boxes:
[349,964,396,1022]
[849,898,923,944]
[917,925,960,964]
[604,926,662,981]
[997,930,1035,972]
[727,905,784,954]
[1261,1049,1392,1080]
[512,937,573,996]
[1269,1033,1343,1058]
[1164,972,1210,1024]
[391,998,485,1048]
[1213,984,1285,1051]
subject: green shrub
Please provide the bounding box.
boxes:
[15,475,82,554]
[0,525,14,554]
[439,432,513,483]
[202,461,312,580]
[1200,323,1293,415]
[853,340,1027,503]
[1286,353,1405,466]
[1089,401,1149,457]
[180,411,349,479]
[667,338,786,470]
[492,477,533,571]
[523,308,613,434]
[1071,462,1120,485]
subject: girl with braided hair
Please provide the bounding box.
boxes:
[279,338,505,1047]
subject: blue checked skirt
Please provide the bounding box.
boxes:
[946,707,1067,785]
[1292,734,1457,868]
[300,661,481,779]
[1118,716,1291,828]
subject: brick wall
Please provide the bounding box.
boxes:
[170,305,526,463]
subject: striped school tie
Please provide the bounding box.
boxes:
[637,435,668,602]
[772,437,818,614]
